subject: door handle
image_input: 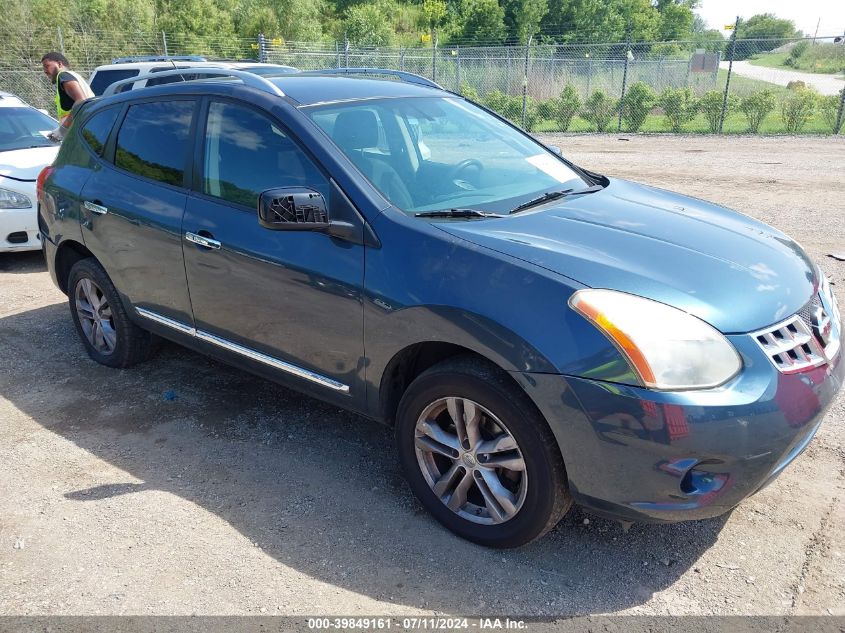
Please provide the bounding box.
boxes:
[83,200,108,215]
[185,231,221,250]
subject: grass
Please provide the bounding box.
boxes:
[747,43,845,77]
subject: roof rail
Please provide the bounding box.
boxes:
[102,67,286,98]
[297,68,443,90]
[111,55,208,64]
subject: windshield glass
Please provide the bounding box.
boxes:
[307,97,586,213]
[0,107,57,152]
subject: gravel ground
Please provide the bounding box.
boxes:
[0,135,843,617]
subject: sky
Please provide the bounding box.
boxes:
[696,0,845,38]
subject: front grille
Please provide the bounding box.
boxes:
[754,279,841,374]
[753,316,827,373]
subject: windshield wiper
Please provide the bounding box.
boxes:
[509,185,604,215]
[415,208,504,219]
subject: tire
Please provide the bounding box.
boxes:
[67,258,158,368]
[396,355,572,548]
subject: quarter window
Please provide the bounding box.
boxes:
[202,101,328,208]
[114,101,194,187]
[79,107,119,157]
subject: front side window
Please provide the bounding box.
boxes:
[114,100,194,186]
[79,107,119,156]
[202,101,328,208]
[308,97,586,213]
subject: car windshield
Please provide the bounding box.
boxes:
[0,107,58,152]
[307,96,586,214]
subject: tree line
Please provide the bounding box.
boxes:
[2,0,803,51]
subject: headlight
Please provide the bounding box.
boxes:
[570,289,742,390]
[0,187,32,209]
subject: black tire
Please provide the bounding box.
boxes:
[396,355,572,548]
[67,258,158,368]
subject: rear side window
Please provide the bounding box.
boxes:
[89,69,140,96]
[115,100,194,187]
[79,107,119,157]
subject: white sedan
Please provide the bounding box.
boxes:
[0,92,60,252]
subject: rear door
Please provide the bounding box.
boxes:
[181,98,366,404]
[79,98,197,325]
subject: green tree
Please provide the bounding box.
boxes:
[738,90,776,132]
[421,0,448,43]
[344,2,394,46]
[457,0,506,45]
[658,87,697,132]
[735,14,798,60]
[621,82,655,132]
[556,85,581,131]
[503,0,549,43]
[655,1,694,41]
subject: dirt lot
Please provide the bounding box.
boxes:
[1,135,844,617]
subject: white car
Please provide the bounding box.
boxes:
[0,92,60,252]
[88,56,299,95]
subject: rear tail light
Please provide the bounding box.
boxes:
[36,166,54,204]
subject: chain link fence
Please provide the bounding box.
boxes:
[2,26,843,134]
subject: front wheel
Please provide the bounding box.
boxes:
[396,356,572,548]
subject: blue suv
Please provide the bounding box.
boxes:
[38,68,843,548]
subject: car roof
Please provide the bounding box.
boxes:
[0,92,29,107]
[266,76,447,106]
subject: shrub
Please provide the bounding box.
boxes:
[582,90,616,132]
[620,82,655,132]
[786,80,807,91]
[739,90,776,133]
[658,87,698,132]
[460,82,480,102]
[781,87,819,133]
[697,90,738,133]
[785,41,809,68]
[536,98,558,122]
[484,90,539,130]
[820,90,843,132]
[556,85,581,132]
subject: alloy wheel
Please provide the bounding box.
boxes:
[414,396,527,525]
[74,277,117,355]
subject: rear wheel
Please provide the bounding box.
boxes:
[396,356,572,548]
[68,258,157,368]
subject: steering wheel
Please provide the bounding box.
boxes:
[447,158,484,187]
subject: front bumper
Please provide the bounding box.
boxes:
[0,206,40,252]
[514,334,843,523]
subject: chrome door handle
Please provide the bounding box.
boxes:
[185,232,221,250]
[83,201,108,215]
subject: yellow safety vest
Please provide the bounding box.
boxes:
[55,69,94,122]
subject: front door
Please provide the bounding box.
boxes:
[182,99,366,404]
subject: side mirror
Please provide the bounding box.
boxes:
[548,145,563,156]
[258,187,330,231]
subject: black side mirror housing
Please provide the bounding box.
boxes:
[258,187,330,231]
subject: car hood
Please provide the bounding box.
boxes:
[436,178,816,333]
[0,146,60,181]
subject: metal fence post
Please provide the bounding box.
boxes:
[521,36,532,129]
[344,33,349,68]
[432,29,437,82]
[718,16,740,134]
[835,84,845,135]
[335,41,340,68]
[57,27,65,56]
[400,47,405,72]
[257,34,267,63]
[455,45,461,92]
[617,33,632,132]
[162,31,168,56]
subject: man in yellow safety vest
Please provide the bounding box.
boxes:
[40,52,94,141]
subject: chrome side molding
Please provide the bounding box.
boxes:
[135,308,349,393]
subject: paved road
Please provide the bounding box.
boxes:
[720,60,845,95]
